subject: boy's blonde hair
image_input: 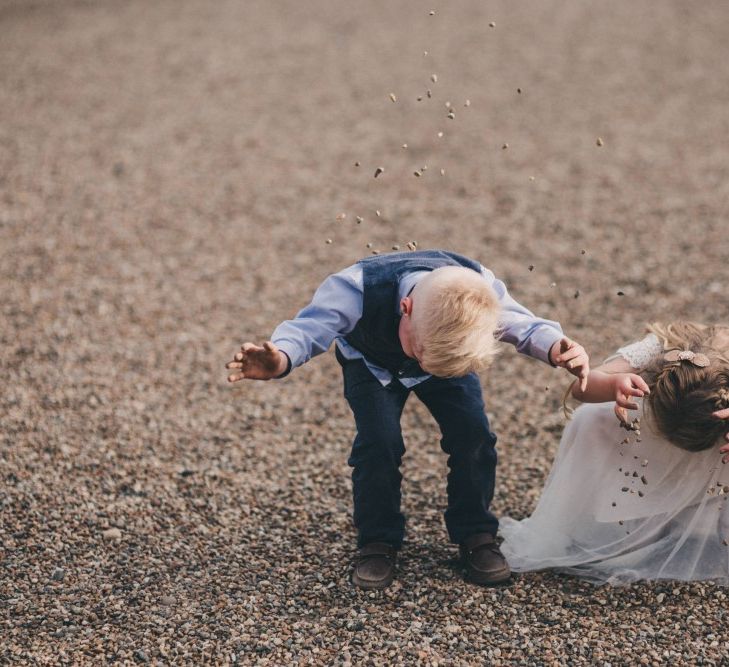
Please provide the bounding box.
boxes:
[641,321,729,452]
[410,267,502,377]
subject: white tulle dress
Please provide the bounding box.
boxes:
[500,334,729,585]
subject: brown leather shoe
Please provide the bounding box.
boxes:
[352,542,397,590]
[459,533,511,585]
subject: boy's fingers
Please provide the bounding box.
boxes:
[580,375,588,392]
[228,373,246,382]
[560,347,584,364]
[242,342,258,353]
[627,387,645,398]
[263,341,277,354]
[226,361,243,369]
[234,352,244,361]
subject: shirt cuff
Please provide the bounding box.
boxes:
[530,327,564,366]
[274,350,292,379]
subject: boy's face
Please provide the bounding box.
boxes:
[398,296,425,365]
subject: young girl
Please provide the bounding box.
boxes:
[500,322,729,585]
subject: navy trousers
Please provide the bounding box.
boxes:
[337,349,499,548]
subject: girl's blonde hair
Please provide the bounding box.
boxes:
[641,321,729,452]
[411,267,502,377]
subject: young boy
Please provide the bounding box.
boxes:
[227,250,589,589]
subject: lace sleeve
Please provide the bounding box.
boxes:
[604,333,664,370]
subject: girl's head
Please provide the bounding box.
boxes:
[642,322,729,452]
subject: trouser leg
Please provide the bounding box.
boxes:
[414,372,498,544]
[338,352,410,548]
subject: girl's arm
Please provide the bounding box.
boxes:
[571,358,651,422]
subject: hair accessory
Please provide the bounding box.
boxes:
[663,349,711,368]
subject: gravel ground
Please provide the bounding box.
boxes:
[3,0,729,664]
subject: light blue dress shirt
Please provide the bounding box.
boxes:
[271,262,564,387]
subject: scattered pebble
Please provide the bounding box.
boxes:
[502,143,509,150]
[389,93,397,103]
[414,170,422,178]
[356,216,363,224]
[517,87,522,94]
[573,290,580,299]
[102,527,122,541]
[51,568,65,582]
[489,21,496,27]
[464,99,471,107]
[325,239,332,244]
[617,290,625,296]
[447,112,455,120]
[597,137,604,147]
[374,167,384,178]
[427,89,432,98]
[336,213,347,221]
[392,245,400,250]
[431,74,438,83]
[528,265,535,271]
[402,143,408,149]
[440,168,445,175]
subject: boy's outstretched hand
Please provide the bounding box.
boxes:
[226,341,289,382]
[550,337,590,391]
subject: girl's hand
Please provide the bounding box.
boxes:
[226,341,289,381]
[613,373,651,424]
[712,407,729,463]
[550,337,590,391]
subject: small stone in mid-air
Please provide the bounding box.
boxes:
[617,290,625,296]
[374,167,384,178]
[427,89,432,98]
[431,74,438,83]
[389,93,397,103]
[597,137,604,147]
[447,112,455,120]
[375,210,381,217]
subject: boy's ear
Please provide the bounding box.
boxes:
[400,296,413,316]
